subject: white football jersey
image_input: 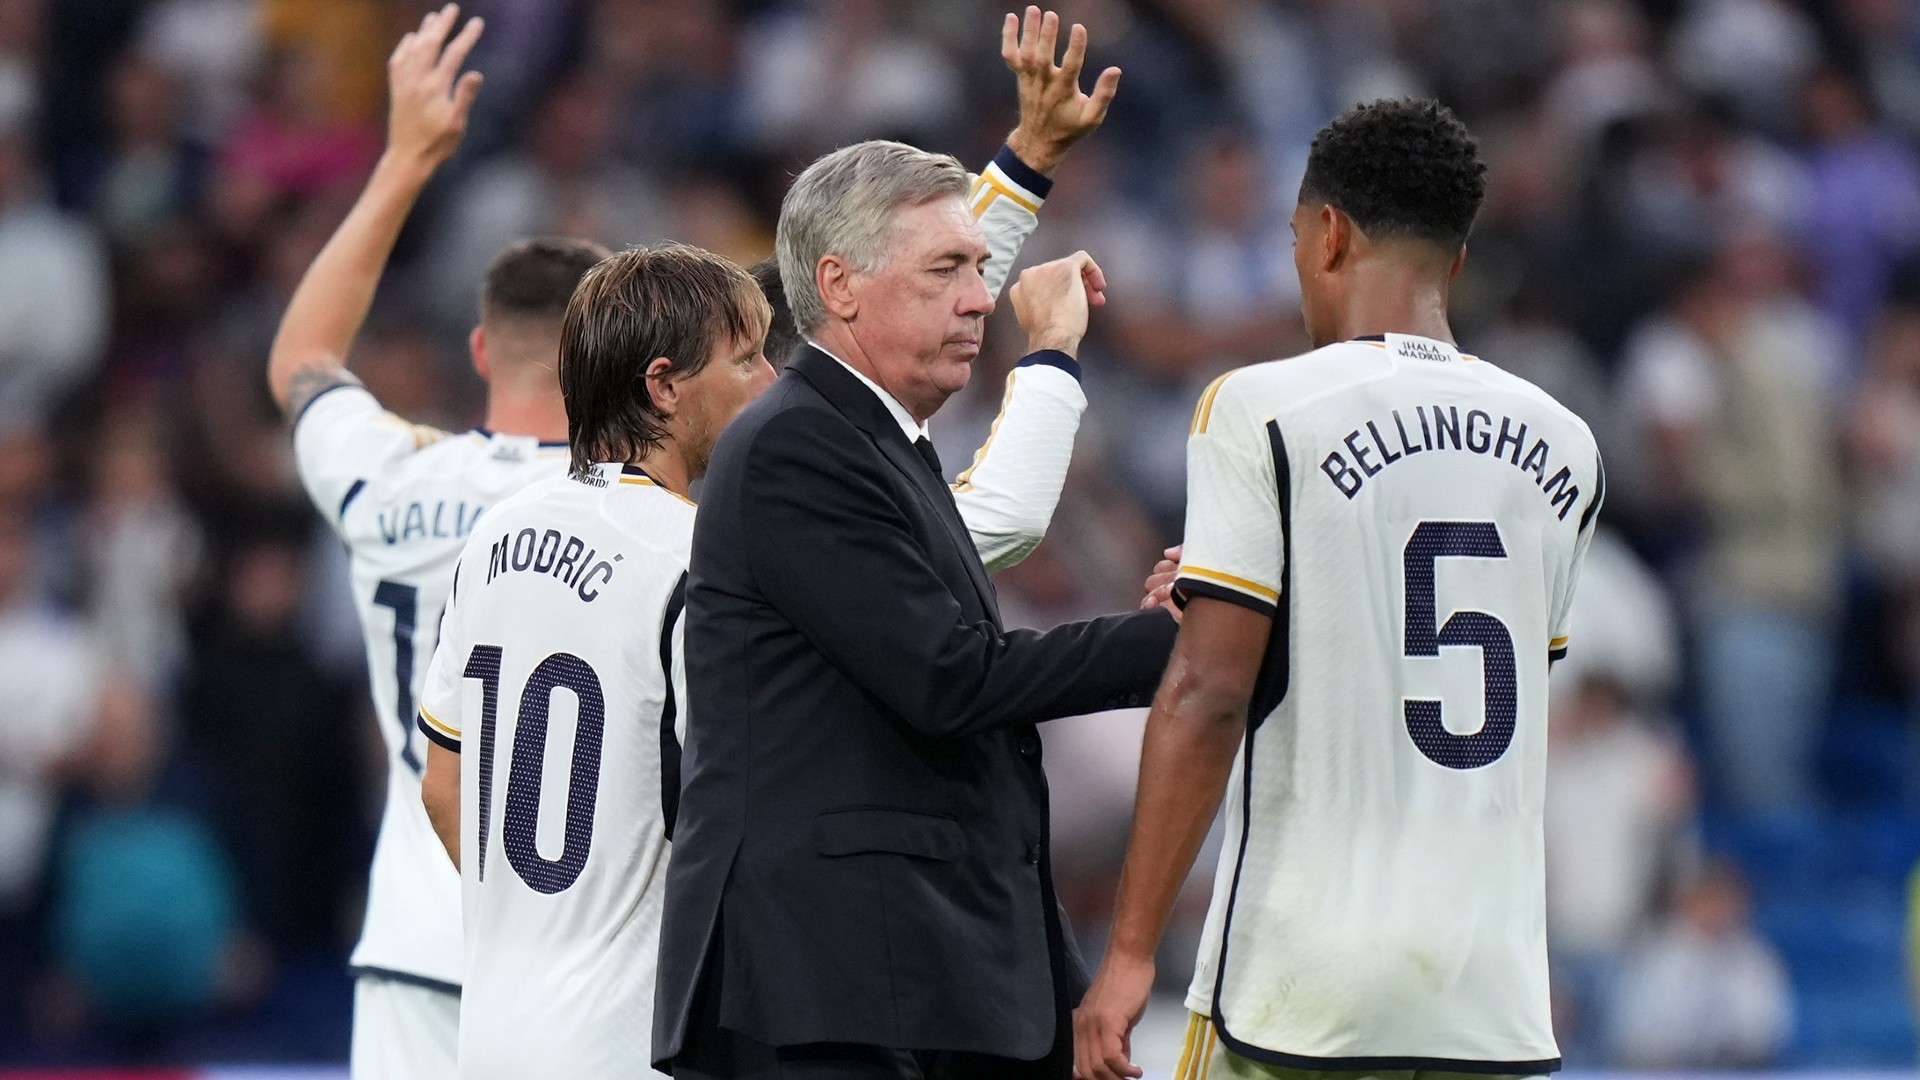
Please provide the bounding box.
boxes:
[295,386,570,987]
[417,464,692,1078]
[1176,334,1602,1071]
[289,149,1065,999]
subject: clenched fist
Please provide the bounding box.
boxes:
[1009,250,1107,358]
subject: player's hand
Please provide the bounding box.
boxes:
[1140,544,1182,619]
[1010,251,1106,357]
[386,3,485,172]
[1074,951,1152,1080]
[1002,6,1122,175]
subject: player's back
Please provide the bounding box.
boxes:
[1179,334,1601,1070]
[294,385,569,988]
[420,463,692,1079]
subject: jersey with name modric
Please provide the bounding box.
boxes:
[1176,334,1602,1072]
[417,463,691,1078]
[295,386,570,988]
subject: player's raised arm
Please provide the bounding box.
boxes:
[266,3,484,420]
[948,8,1122,572]
[1001,5,1120,178]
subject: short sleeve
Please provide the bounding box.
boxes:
[292,385,442,536]
[1175,373,1283,617]
[417,597,464,752]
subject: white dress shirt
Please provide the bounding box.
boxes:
[808,339,930,445]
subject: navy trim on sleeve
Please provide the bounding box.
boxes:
[1549,645,1569,664]
[338,479,367,522]
[417,715,461,753]
[290,379,368,430]
[1015,349,1081,382]
[991,144,1054,199]
[349,965,461,996]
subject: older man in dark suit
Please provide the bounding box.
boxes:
[653,126,1176,1079]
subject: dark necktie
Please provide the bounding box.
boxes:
[913,436,945,482]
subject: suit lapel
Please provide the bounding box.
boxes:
[789,346,1001,625]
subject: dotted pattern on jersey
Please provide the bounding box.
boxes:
[1402,521,1517,770]
[462,644,504,882]
[502,652,605,895]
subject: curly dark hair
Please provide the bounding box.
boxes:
[1298,98,1487,249]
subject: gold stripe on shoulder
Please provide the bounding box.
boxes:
[1190,370,1235,435]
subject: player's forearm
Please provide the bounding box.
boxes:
[1107,664,1247,961]
[955,355,1085,573]
[268,152,437,415]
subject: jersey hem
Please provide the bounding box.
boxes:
[1212,1020,1561,1076]
[349,964,461,997]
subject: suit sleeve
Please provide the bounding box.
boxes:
[741,408,1174,738]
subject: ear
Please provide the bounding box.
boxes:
[643,357,679,419]
[1319,203,1347,274]
[816,254,859,322]
[469,325,490,380]
[1449,245,1469,281]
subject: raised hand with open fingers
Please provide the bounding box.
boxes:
[386,2,486,171]
[1002,5,1123,174]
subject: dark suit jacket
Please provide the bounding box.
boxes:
[653,346,1177,1069]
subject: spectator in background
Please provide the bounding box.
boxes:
[0,515,108,918]
[177,526,362,959]
[1802,65,1920,354]
[430,74,663,327]
[83,51,205,248]
[209,43,379,252]
[737,0,962,154]
[1619,236,1843,810]
[1608,863,1793,1067]
[0,116,109,432]
[83,402,204,695]
[1849,296,1920,716]
[1546,530,1698,1057]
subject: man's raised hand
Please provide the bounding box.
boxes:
[1002,6,1122,175]
[1010,251,1107,358]
[386,3,485,172]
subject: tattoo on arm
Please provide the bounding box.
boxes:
[283,365,362,424]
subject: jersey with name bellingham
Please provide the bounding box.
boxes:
[287,147,1070,991]
[1177,334,1601,1071]
[417,464,690,1079]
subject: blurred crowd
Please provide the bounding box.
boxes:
[1,0,1918,1068]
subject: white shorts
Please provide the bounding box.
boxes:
[1174,1013,1547,1080]
[352,971,459,1078]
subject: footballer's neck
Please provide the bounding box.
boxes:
[635,441,696,501]
[482,389,569,446]
[1329,255,1458,348]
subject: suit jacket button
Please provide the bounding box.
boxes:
[1025,842,1041,864]
[1018,734,1039,757]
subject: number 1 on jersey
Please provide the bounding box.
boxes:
[1402,521,1517,770]
[372,580,424,775]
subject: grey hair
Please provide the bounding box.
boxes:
[776,140,971,334]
